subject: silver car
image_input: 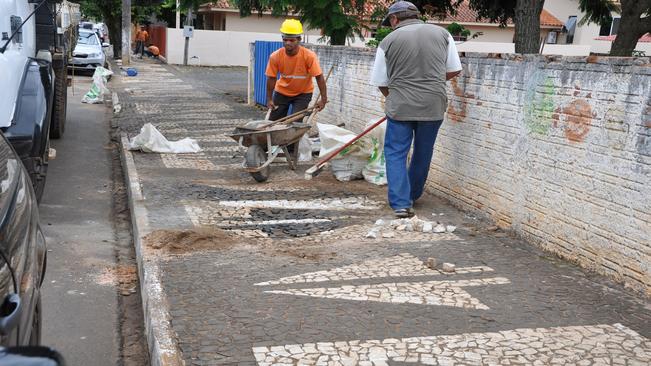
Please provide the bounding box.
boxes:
[70,29,107,71]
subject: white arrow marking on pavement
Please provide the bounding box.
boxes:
[265,277,510,309]
[218,198,383,211]
[255,253,493,286]
[252,323,651,365]
[218,218,332,226]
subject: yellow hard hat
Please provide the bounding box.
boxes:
[280,19,303,36]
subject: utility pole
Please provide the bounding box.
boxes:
[121,0,131,65]
[176,0,180,29]
[183,8,192,66]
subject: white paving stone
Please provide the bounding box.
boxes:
[252,324,651,365]
[255,253,493,286]
[264,277,510,308]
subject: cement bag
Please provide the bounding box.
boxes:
[362,119,387,185]
[129,123,201,153]
[298,134,313,162]
[317,123,373,181]
[82,66,113,104]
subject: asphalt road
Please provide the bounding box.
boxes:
[39,75,119,365]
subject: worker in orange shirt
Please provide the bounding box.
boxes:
[134,26,149,59]
[145,44,160,59]
[265,19,327,121]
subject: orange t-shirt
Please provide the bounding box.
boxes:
[148,45,160,56]
[136,30,148,42]
[265,47,323,97]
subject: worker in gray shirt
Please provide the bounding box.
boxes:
[370,1,462,218]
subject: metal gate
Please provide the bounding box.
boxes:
[253,41,283,106]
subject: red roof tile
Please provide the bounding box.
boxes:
[595,33,651,42]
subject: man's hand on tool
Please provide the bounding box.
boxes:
[267,100,276,110]
[316,97,328,111]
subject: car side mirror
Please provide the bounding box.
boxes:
[0,346,65,365]
[102,43,110,48]
[0,293,21,335]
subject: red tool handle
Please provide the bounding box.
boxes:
[313,116,387,170]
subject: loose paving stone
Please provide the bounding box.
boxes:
[115,60,651,365]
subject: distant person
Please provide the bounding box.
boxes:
[370,1,462,218]
[134,26,149,58]
[144,45,160,59]
[265,19,327,121]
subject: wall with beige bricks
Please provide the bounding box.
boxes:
[310,45,651,295]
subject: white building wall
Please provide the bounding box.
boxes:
[223,12,321,37]
[166,28,281,66]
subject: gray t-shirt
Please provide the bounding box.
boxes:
[370,19,462,121]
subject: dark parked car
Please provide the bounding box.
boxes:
[0,132,47,348]
[1,58,52,203]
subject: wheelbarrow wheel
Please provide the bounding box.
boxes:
[245,145,270,182]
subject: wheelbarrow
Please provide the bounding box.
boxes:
[226,121,311,182]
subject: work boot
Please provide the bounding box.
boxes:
[394,208,415,218]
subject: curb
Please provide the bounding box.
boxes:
[119,133,184,366]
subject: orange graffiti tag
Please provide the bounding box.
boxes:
[562,99,594,142]
[447,78,469,122]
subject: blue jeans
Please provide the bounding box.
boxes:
[384,118,443,210]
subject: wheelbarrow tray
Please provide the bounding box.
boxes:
[226,122,311,148]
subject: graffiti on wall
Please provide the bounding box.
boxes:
[560,99,595,142]
[523,73,555,135]
[523,72,595,143]
[446,78,473,122]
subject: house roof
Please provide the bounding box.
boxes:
[198,0,564,29]
[200,1,231,10]
[594,33,651,43]
[437,0,563,28]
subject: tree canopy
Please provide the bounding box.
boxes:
[579,0,650,56]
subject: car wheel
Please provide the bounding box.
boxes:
[28,295,42,346]
[49,64,67,139]
[29,139,49,203]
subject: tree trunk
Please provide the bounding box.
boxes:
[514,0,545,54]
[106,13,121,59]
[98,0,121,59]
[610,0,649,56]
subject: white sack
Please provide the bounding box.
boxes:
[317,123,374,182]
[298,134,313,162]
[82,67,113,104]
[128,123,201,153]
[317,123,373,158]
[362,119,387,185]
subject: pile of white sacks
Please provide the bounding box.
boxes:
[366,216,457,239]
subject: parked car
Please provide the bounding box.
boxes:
[1,57,53,203]
[92,22,107,43]
[69,29,107,72]
[0,132,47,348]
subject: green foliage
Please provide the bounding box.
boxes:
[365,27,392,48]
[466,0,516,27]
[577,0,621,26]
[446,22,470,37]
[233,0,369,45]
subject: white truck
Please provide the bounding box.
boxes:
[0,0,79,201]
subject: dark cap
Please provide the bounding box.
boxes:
[381,1,420,26]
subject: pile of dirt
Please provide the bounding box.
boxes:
[144,227,237,254]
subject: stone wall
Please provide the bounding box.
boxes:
[310,45,651,295]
